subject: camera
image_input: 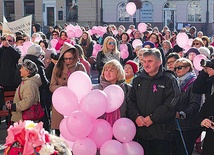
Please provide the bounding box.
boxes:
[1,36,6,41]
[50,53,59,60]
[200,59,214,69]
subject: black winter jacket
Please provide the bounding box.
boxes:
[127,67,180,141]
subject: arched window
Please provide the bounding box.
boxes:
[140,1,153,22]
[117,2,130,22]
[187,1,201,22]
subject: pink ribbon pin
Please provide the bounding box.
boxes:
[153,84,157,92]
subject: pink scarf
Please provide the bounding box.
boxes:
[105,109,121,126]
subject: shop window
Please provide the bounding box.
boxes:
[187,1,201,22]
[66,0,78,22]
[4,1,15,22]
[117,2,130,22]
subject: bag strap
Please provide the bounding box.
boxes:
[18,85,22,100]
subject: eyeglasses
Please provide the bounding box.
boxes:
[52,33,58,36]
[64,57,75,61]
[193,43,200,46]
[108,42,116,45]
[7,40,13,42]
[174,66,186,71]
[167,60,175,65]
[172,34,175,35]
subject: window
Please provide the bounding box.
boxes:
[117,2,130,22]
[140,1,153,22]
[66,0,78,22]
[24,0,35,21]
[4,1,15,22]
[187,1,201,22]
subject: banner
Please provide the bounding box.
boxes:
[2,15,32,36]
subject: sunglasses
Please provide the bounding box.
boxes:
[64,57,75,61]
[108,42,115,45]
[7,40,13,42]
[52,33,58,36]
[193,43,200,45]
[174,66,186,71]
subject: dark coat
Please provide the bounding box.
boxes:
[127,67,180,141]
[0,46,20,89]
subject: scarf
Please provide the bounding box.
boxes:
[178,71,196,91]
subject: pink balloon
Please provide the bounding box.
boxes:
[75,28,83,38]
[183,45,191,54]
[68,71,92,103]
[112,30,118,35]
[79,90,108,119]
[23,41,33,54]
[66,24,74,31]
[132,39,143,49]
[87,30,93,36]
[60,134,74,151]
[59,118,77,142]
[126,2,137,16]
[120,44,128,51]
[34,36,42,43]
[94,44,102,51]
[126,29,132,35]
[72,138,97,155]
[113,118,136,143]
[16,46,25,57]
[67,29,75,38]
[103,85,124,113]
[176,33,189,48]
[193,54,207,71]
[88,119,113,148]
[123,141,144,155]
[92,49,98,58]
[100,140,124,155]
[52,86,78,116]
[66,111,93,138]
[92,26,98,34]
[120,49,129,60]
[50,39,58,48]
[138,23,147,33]
[188,38,194,47]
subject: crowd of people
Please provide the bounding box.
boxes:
[0,22,214,155]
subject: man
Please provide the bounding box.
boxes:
[127,48,180,155]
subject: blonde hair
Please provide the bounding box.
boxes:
[174,58,193,72]
[101,59,125,82]
[102,36,120,56]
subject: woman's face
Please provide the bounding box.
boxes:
[63,52,75,65]
[162,42,170,50]
[138,51,144,65]
[103,66,118,84]
[60,32,67,40]
[187,52,197,61]
[82,33,88,40]
[124,64,134,78]
[106,39,116,51]
[192,41,202,48]
[20,66,29,78]
[39,42,46,51]
[149,34,157,44]
[121,34,128,42]
[174,62,190,77]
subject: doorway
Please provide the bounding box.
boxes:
[47,7,54,26]
[163,9,176,31]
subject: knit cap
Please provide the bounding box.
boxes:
[125,60,139,74]
[142,41,155,48]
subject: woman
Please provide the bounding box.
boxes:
[79,31,94,59]
[96,36,120,82]
[49,42,86,136]
[170,31,178,47]
[74,44,91,76]
[55,30,71,51]
[173,58,202,155]
[119,32,134,65]
[6,59,42,123]
[162,40,173,57]
[124,60,139,85]
[94,59,130,126]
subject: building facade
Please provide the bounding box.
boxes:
[0,0,213,35]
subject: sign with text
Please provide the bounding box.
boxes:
[2,15,32,36]
[140,1,153,22]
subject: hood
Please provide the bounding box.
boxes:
[23,74,42,87]
[57,42,79,65]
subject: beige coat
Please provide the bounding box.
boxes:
[50,42,86,129]
[11,74,42,122]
